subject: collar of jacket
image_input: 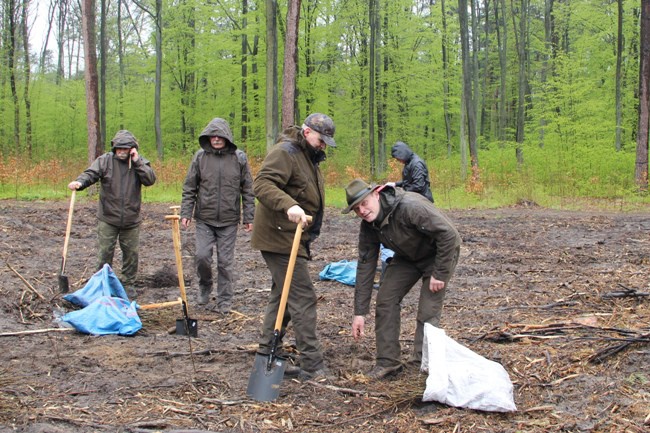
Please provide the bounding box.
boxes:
[291,127,326,164]
[373,187,402,229]
[205,144,236,155]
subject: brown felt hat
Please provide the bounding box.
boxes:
[342,179,379,214]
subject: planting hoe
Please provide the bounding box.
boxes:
[247,216,311,402]
[165,206,198,337]
[58,189,76,293]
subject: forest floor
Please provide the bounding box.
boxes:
[0,199,649,433]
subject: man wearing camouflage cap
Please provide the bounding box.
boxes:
[68,130,156,298]
[251,112,335,380]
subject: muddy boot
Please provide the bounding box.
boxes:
[198,286,211,305]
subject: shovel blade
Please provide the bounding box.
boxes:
[175,318,198,337]
[246,352,287,402]
[58,274,69,293]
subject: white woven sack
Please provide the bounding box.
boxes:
[421,323,517,412]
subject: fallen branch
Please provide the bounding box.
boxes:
[601,284,650,299]
[6,263,45,300]
[588,331,650,364]
[0,328,75,337]
[304,379,388,398]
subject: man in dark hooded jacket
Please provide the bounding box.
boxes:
[251,113,336,380]
[390,141,434,203]
[68,130,157,298]
[181,118,255,314]
[343,178,461,380]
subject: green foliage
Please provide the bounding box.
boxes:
[0,0,647,201]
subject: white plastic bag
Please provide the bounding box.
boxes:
[421,323,517,412]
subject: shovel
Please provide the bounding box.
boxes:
[247,216,310,402]
[58,189,76,293]
[165,206,198,337]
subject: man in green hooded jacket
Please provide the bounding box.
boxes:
[181,118,255,313]
[68,130,157,298]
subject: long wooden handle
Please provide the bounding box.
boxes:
[273,216,313,332]
[61,189,76,272]
[169,213,189,315]
[138,298,183,310]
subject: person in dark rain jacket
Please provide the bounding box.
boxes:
[68,130,156,298]
[181,118,255,314]
[390,141,434,203]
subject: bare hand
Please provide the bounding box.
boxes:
[181,218,191,229]
[244,223,253,232]
[68,181,81,191]
[130,148,140,162]
[352,315,365,341]
[429,276,445,293]
[287,205,308,227]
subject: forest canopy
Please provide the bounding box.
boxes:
[0,0,648,204]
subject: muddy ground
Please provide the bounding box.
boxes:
[0,199,648,433]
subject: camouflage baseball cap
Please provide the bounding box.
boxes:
[304,113,336,147]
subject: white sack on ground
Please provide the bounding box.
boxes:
[421,323,517,412]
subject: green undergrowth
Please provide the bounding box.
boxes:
[1,152,648,212]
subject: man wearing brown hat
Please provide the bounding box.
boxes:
[251,113,336,380]
[343,178,461,379]
[68,130,157,298]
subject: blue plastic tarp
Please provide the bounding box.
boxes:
[62,264,141,336]
[319,260,357,286]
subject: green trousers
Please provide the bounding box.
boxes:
[97,220,140,286]
[258,251,325,372]
[375,246,460,368]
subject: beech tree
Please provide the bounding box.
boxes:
[637,0,650,190]
[81,0,101,162]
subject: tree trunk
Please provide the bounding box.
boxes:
[265,0,279,150]
[368,0,377,176]
[154,0,163,159]
[117,0,125,129]
[539,0,553,148]
[8,0,20,152]
[459,0,479,173]
[440,0,453,157]
[99,0,107,148]
[241,0,248,142]
[56,0,68,84]
[615,0,623,151]
[514,0,527,166]
[81,0,102,163]
[281,0,300,129]
[39,0,56,72]
[22,0,32,158]
[496,0,507,143]
[636,0,650,190]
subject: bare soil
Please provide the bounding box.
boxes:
[0,199,649,433]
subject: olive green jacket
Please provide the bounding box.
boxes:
[181,118,255,227]
[354,186,461,315]
[75,153,156,228]
[251,126,326,258]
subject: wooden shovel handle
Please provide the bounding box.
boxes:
[273,216,313,332]
[61,189,76,271]
[139,297,183,310]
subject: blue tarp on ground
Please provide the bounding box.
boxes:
[319,260,357,286]
[62,264,141,336]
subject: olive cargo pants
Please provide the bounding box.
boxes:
[257,251,325,372]
[97,220,140,287]
[375,246,460,368]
